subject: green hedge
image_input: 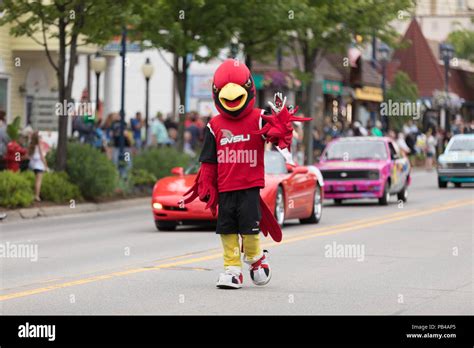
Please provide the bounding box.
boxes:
[48,143,118,200]
[133,147,190,180]
[41,172,82,203]
[0,171,34,208]
[129,169,157,187]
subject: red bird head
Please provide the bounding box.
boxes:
[212,59,256,120]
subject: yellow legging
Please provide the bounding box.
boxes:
[220,234,262,268]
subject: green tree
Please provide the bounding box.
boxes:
[447,21,474,63]
[385,71,419,130]
[227,0,295,69]
[136,0,232,152]
[287,0,414,163]
[0,0,133,170]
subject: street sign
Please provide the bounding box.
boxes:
[103,36,142,52]
[322,80,343,96]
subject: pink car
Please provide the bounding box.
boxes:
[317,137,411,205]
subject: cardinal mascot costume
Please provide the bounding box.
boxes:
[182,59,310,289]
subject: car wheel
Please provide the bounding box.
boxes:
[274,186,285,226]
[454,182,461,188]
[378,181,390,205]
[300,185,322,224]
[334,199,343,205]
[438,177,448,188]
[155,221,177,231]
[397,184,408,202]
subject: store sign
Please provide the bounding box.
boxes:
[190,75,213,98]
[253,74,264,90]
[322,80,343,96]
[355,86,383,102]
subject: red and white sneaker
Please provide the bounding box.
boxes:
[247,251,272,286]
[216,266,243,289]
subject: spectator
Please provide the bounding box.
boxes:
[371,120,383,137]
[102,113,115,160]
[352,121,368,136]
[130,112,143,150]
[312,127,325,154]
[151,113,170,146]
[467,119,474,134]
[425,129,437,171]
[387,129,396,140]
[110,113,132,168]
[168,127,178,146]
[186,112,203,149]
[403,120,418,135]
[183,130,196,157]
[397,132,411,156]
[0,111,9,161]
[163,112,178,131]
[28,131,48,201]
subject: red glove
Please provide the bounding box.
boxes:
[180,162,218,216]
[254,106,312,150]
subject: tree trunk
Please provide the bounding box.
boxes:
[302,46,317,165]
[175,55,188,152]
[303,84,314,165]
[55,16,68,171]
[245,54,252,70]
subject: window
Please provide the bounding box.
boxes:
[0,78,8,117]
[388,142,399,159]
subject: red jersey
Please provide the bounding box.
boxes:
[200,108,265,193]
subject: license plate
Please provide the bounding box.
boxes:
[335,186,347,192]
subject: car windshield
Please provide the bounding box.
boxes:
[447,138,474,152]
[185,162,200,175]
[184,151,287,175]
[324,140,388,160]
[264,151,288,174]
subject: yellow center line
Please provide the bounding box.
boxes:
[0,198,472,302]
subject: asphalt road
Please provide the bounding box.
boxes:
[1,170,473,315]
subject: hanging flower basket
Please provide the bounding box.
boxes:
[263,71,301,90]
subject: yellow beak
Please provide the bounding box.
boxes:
[218,83,248,111]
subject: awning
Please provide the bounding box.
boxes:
[354,86,383,102]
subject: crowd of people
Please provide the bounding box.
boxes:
[72,108,474,171]
[310,115,474,170]
[73,110,209,161]
[2,105,474,203]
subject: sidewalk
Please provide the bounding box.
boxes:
[0,197,150,224]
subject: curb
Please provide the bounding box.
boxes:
[0,197,151,224]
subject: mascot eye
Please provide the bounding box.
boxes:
[244,78,252,88]
[213,84,219,93]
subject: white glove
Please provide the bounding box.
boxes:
[268,92,287,113]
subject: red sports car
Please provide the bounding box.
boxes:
[151,151,324,231]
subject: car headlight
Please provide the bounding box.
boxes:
[152,202,163,210]
[438,162,447,169]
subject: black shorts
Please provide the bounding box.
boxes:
[216,187,261,235]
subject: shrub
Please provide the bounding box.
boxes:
[129,169,157,187]
[20,170,35,188]
[133,147,190,180]
[0,171,34,208]
[41,172,82,203]
[48,143,118,200]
